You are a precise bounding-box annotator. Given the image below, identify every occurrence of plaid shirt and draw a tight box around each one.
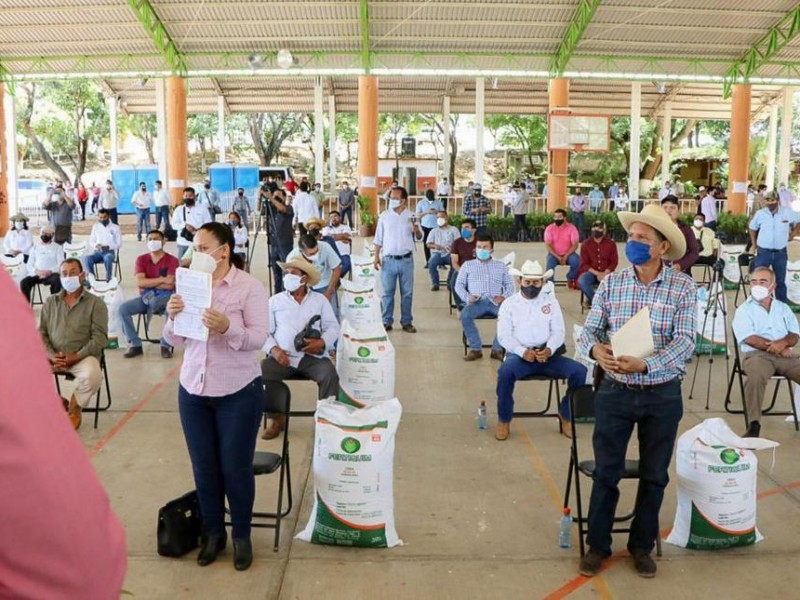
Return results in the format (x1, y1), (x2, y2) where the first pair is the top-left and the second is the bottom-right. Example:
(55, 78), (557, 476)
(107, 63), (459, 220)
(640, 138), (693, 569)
(579, 266), (696, 385)
(455, 258), (515, 305)
(464, 195), (490, 228)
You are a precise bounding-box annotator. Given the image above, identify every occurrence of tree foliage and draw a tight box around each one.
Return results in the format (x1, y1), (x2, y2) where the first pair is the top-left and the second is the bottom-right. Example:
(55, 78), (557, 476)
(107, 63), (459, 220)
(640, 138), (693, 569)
(484, 115), (548, 171)
(122, 113), (157, 164)
(248, 113), (305, 166)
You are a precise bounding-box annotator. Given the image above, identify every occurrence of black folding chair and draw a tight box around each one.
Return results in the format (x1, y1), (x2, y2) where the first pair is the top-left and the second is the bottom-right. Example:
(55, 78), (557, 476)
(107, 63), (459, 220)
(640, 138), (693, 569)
(136, 309), (166, 344)
(562, 385), (662, 558)
(461, 314), (497, 355)
(512, 344), (568, 431)
(733, 253), (754, 307)
(579, 285), (597, 314)
(724, 335), (799, 430)
(91, 251), (122, 282)
(53, 352), (112, 429)
(29, 282), (45, 306)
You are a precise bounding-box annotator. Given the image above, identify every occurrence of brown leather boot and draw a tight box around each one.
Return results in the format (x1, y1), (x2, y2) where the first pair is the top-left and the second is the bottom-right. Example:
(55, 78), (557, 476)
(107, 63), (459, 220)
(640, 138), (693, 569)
(68, 394), (82, 430)
(464, 350), (483, 362)
(261, 414), (286, 440)
(495, 421), (510, 441)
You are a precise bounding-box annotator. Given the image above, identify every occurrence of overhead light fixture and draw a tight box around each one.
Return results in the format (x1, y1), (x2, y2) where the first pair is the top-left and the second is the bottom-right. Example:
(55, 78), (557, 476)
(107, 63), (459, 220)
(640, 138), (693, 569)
(247, 54), (265, 69)
(276, 49), (296, 69)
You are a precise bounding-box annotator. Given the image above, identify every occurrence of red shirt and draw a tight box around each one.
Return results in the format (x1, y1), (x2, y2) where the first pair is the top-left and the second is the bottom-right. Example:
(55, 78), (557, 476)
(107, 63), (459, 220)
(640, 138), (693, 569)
(578, 235), (619, 276)
(451, 237), (477, 267)
(134, 251), (180, 295)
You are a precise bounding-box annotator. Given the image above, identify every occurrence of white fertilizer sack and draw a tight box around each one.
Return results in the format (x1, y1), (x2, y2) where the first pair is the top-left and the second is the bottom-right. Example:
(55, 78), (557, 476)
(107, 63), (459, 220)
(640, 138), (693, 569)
(88, 276), (124, 349)
(339, 279), (382, 329)
(2, 254), (26, 285)
(571, 324), (596, 385)
(297, 397), (403, 548)
(351, 254), (378, 287)
(784, 260), (800, 312)
(337, 320), (395, 407)
(695, 284), (727, 355)
(63, 241), (88, 260)
(666, 418), (778, 550)
(721, 244), (746, 291)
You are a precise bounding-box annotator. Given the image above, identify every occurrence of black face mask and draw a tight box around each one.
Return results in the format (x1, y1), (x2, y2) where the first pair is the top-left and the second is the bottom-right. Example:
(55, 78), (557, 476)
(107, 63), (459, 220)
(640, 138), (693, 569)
(591, 230), (603, 239)
(183, 198), (195, 206)
(554, 219), (565, 226)
(204, 184), (211, 190)
(100, 220), (110, 227)
(238, 191), (244, 197)
(521, 284), (542, 299)
(41, 235), (53, 243)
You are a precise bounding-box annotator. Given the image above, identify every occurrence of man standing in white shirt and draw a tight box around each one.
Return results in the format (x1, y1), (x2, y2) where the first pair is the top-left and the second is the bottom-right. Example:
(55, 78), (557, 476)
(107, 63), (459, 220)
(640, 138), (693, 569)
(100, 179), (120, 224)
(131, 181), (152, 241)
(437, 177), (451, 210)
(153, 179), (172, 231)
(199, 179), (221, 221)
(84, 209), (122, 280)
(171, 187), (212, 259)
(292, 181), (319, 234)
(700, 188), (718, 230)
(658, 181), (672, 201)
(374, 185), (423, 332)
(322, 211), (352, 278)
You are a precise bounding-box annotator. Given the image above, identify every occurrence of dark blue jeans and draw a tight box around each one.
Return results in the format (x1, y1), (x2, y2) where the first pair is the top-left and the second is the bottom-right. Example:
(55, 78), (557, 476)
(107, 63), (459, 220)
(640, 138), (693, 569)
(154, 205), (171, 230)
(340, 205), (353, 228)
(178, 378), (263, 539)
(586, 378), (683, 556)
(270, 243), (292, 294)
(754, 247), (788, 302)
(496, 354), (587, 423)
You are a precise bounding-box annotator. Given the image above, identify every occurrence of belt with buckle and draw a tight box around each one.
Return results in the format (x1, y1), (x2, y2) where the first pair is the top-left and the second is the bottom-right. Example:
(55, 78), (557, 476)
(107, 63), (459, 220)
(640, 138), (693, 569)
(607, 378), (679, 392)
(385, 252), (412, 260)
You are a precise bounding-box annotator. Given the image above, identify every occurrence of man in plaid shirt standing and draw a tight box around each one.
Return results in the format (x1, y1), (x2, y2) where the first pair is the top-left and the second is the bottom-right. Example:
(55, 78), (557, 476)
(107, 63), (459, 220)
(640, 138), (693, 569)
(578, 204), (696, 579)
(463, 183), (492, 236)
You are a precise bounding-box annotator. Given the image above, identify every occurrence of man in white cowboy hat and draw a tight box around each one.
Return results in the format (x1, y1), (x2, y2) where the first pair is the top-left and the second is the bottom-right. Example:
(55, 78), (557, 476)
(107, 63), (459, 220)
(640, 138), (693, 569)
(577, 204), (696, 579)
(495, 260), (587, 441)
(261, 259), (339, 439)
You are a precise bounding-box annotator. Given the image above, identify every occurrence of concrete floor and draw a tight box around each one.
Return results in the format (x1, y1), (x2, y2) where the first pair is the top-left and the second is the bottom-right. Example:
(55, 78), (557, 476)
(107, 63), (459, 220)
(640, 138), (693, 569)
(41, 229), (800, 599)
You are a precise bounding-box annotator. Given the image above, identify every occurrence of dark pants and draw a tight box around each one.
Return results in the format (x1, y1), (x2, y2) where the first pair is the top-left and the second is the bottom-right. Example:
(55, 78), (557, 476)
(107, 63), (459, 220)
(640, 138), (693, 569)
(261, 354), (340, 400)
(54, 225), (72, 245)
(421, 226), (433, 264)
(270, 243), (292, 294)
(20, 273), (61, 302)
(438, 195), (448, 211)
(578, 272), (600, 303)
(754, 247), (788, 302)
(513, 214), (527, 241)
(107, 208), (118, 225)
(155, 205), (171, 230)
(340, 254), (351, 279)
(178, 378), (263, 540)
(340, 205), (353, 228)
(78, 200), (87, 220)
(571, 211), (585, 241)
(476, 225), (488, 237)
(586, 378), (683, 556)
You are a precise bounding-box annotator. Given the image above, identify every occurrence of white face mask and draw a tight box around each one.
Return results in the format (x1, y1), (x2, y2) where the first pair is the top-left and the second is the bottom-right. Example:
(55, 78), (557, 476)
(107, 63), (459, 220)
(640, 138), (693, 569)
(190, 246), (222, 274)
(437, 217), (447, 227)
(60, 276), (81, 294)
(389, 199), (402, 209)
(751, 285), (771, 302)
(147, 240), (163, 253)
(283, 273), (303, 292)
(303, 252), (320, 264)
(693, 219), (704, 229)
(14, 221), (24, 230)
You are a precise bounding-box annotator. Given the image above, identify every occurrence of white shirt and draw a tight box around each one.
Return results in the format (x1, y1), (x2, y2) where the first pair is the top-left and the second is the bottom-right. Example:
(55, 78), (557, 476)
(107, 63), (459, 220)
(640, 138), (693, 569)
(502, 190), (515, 208)
(437, 181), (450, 196)
(153, 188), (171, 208)
(779, 187), (796, 208)
(29, 242), (65, 274)
(3, 228), (33, 255)
(322, 224), (352, 256)
(263, 289), (340, 368)
(658, 185), (672, 201)
(614, 192), (628, 211)
(374, 208), (420, 256)
(100, 189), (119, 209)
(172, 204), (212, 247)
(701, 194), (718, 222)
(497, 288), (565, 358)
(233, 226), (248, 253)
(131, 191), (152, 210)
(292, 191), (319, 225)
(427, 225), (460, 256)
(88, 223), (122, 251)
(512, 190), (529, 215)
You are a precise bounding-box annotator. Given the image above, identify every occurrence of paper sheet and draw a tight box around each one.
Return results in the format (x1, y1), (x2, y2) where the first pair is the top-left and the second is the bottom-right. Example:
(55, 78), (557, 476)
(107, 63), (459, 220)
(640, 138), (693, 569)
(173, 267), (212, 341)
(611, 306), (655, 359)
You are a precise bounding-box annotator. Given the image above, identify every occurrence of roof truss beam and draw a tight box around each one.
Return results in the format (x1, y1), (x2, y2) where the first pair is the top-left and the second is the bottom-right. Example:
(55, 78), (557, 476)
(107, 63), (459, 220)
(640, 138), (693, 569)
(126, 0), (187, 76)
(722, 4), (800, 98)
(360, 0), (371, 73)
(550, 0), (603, 77)
(210, 78), (230, 113)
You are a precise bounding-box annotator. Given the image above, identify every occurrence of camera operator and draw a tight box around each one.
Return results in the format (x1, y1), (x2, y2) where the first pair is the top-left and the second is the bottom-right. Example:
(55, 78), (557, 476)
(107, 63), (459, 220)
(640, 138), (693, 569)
(261, 187), (296, 293)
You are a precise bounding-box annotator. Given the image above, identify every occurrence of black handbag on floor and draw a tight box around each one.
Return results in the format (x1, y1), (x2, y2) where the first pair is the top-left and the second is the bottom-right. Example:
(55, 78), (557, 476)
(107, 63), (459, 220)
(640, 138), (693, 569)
(157, 490), (202, 557)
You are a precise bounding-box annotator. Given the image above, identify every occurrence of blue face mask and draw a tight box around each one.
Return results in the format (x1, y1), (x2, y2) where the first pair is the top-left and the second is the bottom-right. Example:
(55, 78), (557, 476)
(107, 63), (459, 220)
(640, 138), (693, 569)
(625, 240), (652, 266)
(461, 228), (473, 239)
(476, 248), (491, 261)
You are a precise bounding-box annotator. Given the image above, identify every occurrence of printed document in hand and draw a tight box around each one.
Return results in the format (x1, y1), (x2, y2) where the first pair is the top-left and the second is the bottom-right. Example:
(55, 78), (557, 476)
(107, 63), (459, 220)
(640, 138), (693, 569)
(174, 267), (212, 341)
(611, 306), (655, 359)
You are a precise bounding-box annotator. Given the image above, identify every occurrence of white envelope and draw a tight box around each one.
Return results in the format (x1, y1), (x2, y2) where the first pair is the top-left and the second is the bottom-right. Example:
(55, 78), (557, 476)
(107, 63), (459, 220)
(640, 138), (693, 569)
(611, 306), (655, 359)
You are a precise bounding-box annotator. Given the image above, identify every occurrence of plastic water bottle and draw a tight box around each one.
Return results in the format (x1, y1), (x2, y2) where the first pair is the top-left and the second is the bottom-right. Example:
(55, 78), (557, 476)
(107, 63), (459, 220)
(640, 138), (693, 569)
(559, 508), (573, 549)
(477, 401), (487, 430)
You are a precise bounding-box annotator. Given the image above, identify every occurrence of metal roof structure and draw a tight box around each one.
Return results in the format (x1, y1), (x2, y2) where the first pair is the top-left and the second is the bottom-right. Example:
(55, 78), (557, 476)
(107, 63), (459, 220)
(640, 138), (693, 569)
(1, 0), (800, 119)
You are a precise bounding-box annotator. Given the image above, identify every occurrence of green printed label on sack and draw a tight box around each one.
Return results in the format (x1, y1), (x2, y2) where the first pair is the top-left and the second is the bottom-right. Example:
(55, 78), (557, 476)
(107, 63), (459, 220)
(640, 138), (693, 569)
(310, 494), (388, 547)
(686, 503), (756, 550)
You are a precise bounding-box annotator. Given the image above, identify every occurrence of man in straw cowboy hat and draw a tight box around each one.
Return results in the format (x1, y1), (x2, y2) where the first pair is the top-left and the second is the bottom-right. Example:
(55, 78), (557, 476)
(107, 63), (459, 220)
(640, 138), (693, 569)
(578, 204), (696, 578)
(495, 260), (588, 441)
(261, 259), (340, 440)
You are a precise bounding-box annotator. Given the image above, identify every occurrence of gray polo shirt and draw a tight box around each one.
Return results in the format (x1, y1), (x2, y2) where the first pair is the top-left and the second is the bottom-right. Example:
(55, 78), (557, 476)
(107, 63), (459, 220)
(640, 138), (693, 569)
(46, 200), (73, 228)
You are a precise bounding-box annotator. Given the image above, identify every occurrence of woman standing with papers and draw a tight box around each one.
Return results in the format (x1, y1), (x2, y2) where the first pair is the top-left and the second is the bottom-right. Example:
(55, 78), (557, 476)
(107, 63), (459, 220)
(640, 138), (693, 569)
(163, 222), (269, 572)
(577, 204), (696, 579)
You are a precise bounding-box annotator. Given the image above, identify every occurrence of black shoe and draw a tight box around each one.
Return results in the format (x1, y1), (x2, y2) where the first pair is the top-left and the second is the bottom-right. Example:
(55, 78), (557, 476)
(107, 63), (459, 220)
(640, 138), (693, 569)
(578, 548), (606, 577)
(197, 532), (227, 566)
(743, 421), (761, 438)
(431, 285), (440, 291)
(630, 549), (657, 578)
(233, 538), (253, 571)
(160, 346), (174, 359)
(123, 346), (144, 359)
(401, 323), (417, 333)
(384, 323), (393, 331)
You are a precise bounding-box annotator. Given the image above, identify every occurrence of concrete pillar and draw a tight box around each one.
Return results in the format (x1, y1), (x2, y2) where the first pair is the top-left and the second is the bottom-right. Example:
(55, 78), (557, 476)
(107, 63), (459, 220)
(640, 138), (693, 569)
(661, 102), (672, 186)
(0, 84), (8, 236)
(779, 87), (795, 187)
(155, 79), (168, 184)
(357, 76), (379, 220)
(547, 78), (569, 211)
(629, 82), (642, 205)
(217, 95), (226, 164)
(314, 77), (325, 188)
(108, 95), (118, 168)
(4, 85), (18, 218)
(727, 84), (752, 215)
(165, 77), (188, 206)
(475, 77), (485, 185)
(766, 102), (779, 191)
(328, 94), (337, 191)
(443, 95), (451, 184)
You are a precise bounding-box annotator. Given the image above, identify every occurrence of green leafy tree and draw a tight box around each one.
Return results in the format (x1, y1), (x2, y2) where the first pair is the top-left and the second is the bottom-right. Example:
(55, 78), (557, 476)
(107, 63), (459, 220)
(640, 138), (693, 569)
(417, 113), (460, 186)
(187, 114), (218, 171)
(122, 113), (157, 164)
(248, 113), (305, 166)
(484, 115), (547, 172)
(336, 113), (359, 176)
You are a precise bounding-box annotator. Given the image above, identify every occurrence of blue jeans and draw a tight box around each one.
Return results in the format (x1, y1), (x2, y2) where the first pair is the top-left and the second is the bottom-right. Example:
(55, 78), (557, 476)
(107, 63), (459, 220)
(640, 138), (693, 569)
(107, 208), (118, 225)
(578, 272), (599, 303)
(754, 247), (788, 302)
(314, 284), (339, 320)
(136, 208), (151, 238)
(154, 205), (171, 230)
(118, 294), (171, 348)
(571, 211), (585, 241)
(428, 253), (451, 286)
(461, 297), (501, 351)
(587, 378), (683, 556)
(546, 252), (580, 283)
(85, 249), (115, 280)
(496, 354), (587, 423)
(381, 254), (414, 326)
(340, 205), (354, 228)
(340, 254), (351, 279)
(179, 378), (264, 539)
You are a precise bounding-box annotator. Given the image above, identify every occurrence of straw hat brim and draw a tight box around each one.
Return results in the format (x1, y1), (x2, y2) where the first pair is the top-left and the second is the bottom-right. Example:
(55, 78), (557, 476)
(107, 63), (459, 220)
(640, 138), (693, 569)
(509, 267), (554, 280)
(278, 259), (320, 287)
(617, 207), (686, 261)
